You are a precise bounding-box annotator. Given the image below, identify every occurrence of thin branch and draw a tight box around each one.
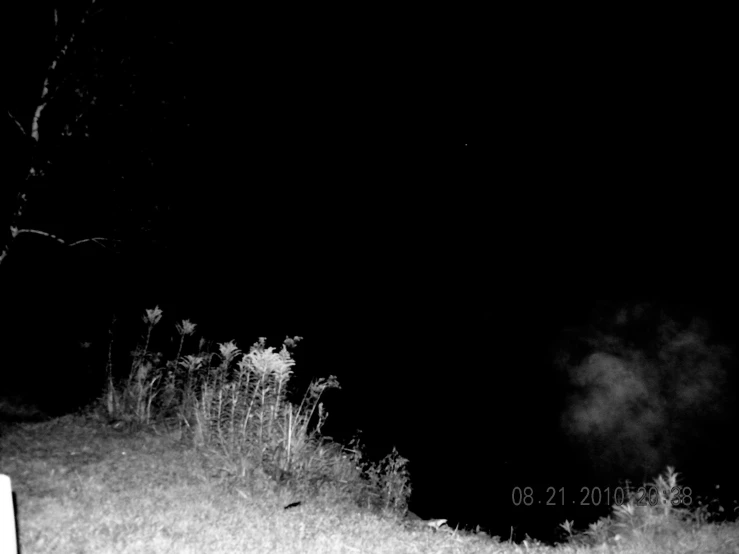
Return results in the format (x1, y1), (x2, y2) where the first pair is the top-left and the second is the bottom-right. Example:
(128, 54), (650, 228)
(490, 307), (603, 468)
(11, 228), (119, 249)
(68, 237), (121, 249)
(1, 230), (118, 266)
(7, 111), (27, 137)
(32, 0), (98, 142)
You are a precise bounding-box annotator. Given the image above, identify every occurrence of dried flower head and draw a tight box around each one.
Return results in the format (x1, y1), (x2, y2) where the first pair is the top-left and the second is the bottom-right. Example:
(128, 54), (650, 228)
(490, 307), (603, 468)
(218, 341), (241, 363)
(177, 320), (197, 336)
(143, 306), (163, 326)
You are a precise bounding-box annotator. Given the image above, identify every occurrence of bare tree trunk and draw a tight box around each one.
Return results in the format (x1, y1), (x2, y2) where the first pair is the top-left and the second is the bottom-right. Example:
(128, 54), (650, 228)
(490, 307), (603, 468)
(1, 2), (114, 268)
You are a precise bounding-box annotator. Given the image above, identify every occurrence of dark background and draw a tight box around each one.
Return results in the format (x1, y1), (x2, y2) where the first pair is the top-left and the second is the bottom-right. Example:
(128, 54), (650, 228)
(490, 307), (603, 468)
(3, 2), (736, 544)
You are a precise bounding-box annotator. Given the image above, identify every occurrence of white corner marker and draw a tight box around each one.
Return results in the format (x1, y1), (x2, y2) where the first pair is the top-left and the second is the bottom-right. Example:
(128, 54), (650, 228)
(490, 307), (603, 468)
(0, 474), (17, 554)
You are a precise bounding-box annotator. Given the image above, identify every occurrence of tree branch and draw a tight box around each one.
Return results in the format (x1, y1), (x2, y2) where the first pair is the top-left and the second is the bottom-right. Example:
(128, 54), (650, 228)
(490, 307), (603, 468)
(10, 227), (118, 247)
(1, 221), (120, 267)
(7, 110), (27, 137)
(31, 1), (98, 144)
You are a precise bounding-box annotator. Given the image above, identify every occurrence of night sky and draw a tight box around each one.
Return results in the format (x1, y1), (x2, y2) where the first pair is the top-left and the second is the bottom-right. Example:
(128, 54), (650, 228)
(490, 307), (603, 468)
(3, 2), (736, 544)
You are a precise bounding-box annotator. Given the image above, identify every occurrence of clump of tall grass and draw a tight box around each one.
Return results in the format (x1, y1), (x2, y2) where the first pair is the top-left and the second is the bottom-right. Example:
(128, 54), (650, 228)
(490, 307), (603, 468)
(559, 466), (738, 549)
(340, 437), (412, 517)
(92, 306), (412, 516)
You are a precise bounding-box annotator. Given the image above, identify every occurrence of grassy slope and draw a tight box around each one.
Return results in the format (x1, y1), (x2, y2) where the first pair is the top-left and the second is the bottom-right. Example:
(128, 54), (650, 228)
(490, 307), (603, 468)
(1, 415), (737, 554)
